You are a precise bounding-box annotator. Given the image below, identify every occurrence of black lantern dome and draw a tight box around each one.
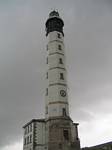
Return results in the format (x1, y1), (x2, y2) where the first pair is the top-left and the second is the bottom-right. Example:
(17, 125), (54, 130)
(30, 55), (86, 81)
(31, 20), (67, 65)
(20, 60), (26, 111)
(45, 10), (64, 36)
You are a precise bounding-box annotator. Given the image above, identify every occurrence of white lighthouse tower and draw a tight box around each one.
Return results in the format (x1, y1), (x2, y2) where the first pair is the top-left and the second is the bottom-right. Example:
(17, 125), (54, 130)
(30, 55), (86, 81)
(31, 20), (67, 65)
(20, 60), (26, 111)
(23, 11), (80, 150)
(45, 10), (69, 119)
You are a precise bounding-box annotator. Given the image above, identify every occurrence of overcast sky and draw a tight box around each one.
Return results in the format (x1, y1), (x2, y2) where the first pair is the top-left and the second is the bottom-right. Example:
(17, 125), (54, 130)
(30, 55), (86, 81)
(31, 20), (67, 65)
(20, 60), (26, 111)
(0, 0), (112, 149)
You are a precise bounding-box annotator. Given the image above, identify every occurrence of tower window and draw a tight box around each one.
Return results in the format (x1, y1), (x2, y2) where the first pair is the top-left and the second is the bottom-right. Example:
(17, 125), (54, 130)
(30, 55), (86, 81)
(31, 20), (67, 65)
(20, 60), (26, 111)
(46, 57), (48, 64)
(62, 108), (66, 116)
(58, 44), (62, 50)
(46, 45), (48, 51)
(46, 72), (48, 79)
(63, 129), (69, 140)
(57, 33), (61, 39)
(59, 58), (63, 64)
(60, 73), (64, 80)
(46, 88), (48, 96)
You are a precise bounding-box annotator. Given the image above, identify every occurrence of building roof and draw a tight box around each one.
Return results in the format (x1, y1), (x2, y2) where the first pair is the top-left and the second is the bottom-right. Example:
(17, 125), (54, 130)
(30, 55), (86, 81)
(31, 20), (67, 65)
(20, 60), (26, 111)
(23, 119), (45, 128)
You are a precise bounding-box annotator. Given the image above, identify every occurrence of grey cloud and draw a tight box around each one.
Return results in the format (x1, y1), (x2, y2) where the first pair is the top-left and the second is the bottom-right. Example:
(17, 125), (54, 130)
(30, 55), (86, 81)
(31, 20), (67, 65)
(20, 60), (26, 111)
(0, 0), (112, 148)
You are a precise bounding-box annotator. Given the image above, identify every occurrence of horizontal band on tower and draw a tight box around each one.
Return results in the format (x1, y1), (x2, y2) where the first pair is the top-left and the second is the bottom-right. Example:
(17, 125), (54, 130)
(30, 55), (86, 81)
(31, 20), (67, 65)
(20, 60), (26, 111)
(49, 83), (67, 86)
(48, 101), (68, 105)
(48, 40), (64, 44)
(49, 52), (64, 56)
(49, 67), (66, 70)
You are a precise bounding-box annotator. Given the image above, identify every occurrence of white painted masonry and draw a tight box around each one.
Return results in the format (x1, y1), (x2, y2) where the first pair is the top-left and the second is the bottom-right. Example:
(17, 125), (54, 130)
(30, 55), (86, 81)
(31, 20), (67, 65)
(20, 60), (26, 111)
(45, 30), (69, 119)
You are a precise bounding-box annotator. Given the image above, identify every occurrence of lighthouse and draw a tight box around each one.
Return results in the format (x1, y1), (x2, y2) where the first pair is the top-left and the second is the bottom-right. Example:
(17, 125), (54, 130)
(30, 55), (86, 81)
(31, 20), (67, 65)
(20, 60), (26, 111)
(23, 11), (80, 150)
(45, 10), (69, 119)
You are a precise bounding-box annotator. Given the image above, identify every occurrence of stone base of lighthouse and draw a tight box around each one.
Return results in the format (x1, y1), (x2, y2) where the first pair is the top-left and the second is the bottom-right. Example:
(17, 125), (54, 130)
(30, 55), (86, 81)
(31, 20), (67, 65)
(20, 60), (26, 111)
(46, 116), (80, 150)
(23, 117), (80, 150)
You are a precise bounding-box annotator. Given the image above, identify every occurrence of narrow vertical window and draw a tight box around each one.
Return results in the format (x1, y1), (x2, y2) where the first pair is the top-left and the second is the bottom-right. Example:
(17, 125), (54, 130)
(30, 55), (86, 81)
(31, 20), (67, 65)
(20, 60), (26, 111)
(30, 135), (32, 143)
(30, 124), (32, 132)
(46, 72), (48, 79)
(25, 128), (27, 134)
(46, 88), (48, 96)
(28, 126), (29, 133)
(24, 138), (26, 145)
(27, 136), (29, 144)
(58, 44), (62, 50)
(46, 45), (48, 51)
(62, 108), (66, 116)
(60, 73), (64, 80)
(46, 57), (48, 64)
(59, 58), (63, 64)
(57, 33), (61, 38)
(63, 130), (69, 140)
